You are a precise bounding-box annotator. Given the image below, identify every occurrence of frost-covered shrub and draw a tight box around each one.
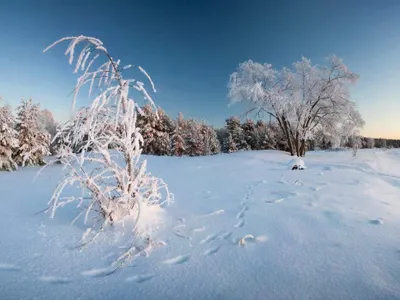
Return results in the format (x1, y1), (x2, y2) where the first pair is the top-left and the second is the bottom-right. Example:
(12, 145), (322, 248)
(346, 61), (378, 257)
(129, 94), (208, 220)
(43, 35), (173, 266)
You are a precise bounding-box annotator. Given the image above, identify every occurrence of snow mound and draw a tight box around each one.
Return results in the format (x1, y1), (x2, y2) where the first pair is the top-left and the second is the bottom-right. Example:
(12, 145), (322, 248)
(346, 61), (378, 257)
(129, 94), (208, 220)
(288, 158), (306, 170)
(133, 204), (166, 236)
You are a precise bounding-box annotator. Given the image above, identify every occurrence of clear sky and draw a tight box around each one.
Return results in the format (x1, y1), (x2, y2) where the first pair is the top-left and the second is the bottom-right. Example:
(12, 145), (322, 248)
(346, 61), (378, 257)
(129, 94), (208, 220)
(1, 0), (400, 138)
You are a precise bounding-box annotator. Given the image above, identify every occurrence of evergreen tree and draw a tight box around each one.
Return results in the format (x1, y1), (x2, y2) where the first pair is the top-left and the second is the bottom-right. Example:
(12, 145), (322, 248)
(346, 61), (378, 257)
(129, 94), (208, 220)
(253, 120), (270, 150)
(14, 99), (50, 167)
(137, 105), (172, 156)
(200, 123), (221, 155)
(375, 138), (387, 149)
(223, 133), (237, 153)
(137, 104), (158, 155)
(225, 116), (249, 150)
(206, 125), (221, 155)
(0, 103), (18, 171)
(171, 113), (186, 156)
(154, 108), (173, 156)
(241, 119), (257, 150)
(185, 119), (203, 156)
(267, 121), (289, 151)
(216, 128), (229, 152)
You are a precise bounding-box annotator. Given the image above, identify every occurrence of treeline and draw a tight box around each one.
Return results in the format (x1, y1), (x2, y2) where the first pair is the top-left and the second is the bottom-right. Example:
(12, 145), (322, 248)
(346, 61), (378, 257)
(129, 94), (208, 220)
(133, 111), (400, 155)
(137, 105), (221, 156)
(2, 99), (400, 172)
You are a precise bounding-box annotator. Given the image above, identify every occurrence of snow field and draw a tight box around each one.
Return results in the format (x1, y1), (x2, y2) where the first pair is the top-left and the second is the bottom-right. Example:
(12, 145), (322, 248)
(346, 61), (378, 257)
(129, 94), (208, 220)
(1, 149), (400, 299)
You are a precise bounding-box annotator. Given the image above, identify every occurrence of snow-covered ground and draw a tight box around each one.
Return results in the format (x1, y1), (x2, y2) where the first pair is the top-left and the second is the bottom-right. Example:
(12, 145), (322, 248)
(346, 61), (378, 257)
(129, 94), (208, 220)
(1, 149), (400, 300)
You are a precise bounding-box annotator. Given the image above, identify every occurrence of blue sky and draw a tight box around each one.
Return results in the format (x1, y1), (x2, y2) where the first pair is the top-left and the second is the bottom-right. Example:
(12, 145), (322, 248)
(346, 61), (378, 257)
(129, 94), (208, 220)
(1, 0), (400, 138)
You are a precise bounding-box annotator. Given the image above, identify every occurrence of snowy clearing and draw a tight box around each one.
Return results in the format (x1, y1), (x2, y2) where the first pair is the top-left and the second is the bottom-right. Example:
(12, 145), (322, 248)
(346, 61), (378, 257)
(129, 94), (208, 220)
(1, 149), (400, 299)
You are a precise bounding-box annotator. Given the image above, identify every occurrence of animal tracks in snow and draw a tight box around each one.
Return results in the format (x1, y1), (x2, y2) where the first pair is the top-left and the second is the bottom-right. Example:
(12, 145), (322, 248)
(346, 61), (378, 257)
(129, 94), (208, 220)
(264, 191), (296, 204)
(163, 254), (191, 265)
(236, 210), (245, 219)
(265, 198), (285, 204)
(173, 225), (191, 240)
(234, 219), (245, 228)
(220, 232), (232, 240)
(369, 219), (383, 225)
(81, 267), (114, 278)
(203, 246), (221, 256)
(199, 234), (219, 244)
(0, 263), (20, 272)
(191, 226), (206, 233)
(125, 274), (157, 283)
(204, 209), (225, 217)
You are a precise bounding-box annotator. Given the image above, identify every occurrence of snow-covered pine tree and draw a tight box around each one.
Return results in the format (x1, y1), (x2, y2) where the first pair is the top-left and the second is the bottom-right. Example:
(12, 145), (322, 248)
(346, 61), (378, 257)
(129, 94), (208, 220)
(155, 131), (171, 156)
(14, 99), (50, 167)
(207, 126), (221, 155)
(185, 119), (204, 156)
(252, 120), (269, 150)
(137, 105), (172, 156)
(223, 133), (237, 153)
(241, 119), (257, 150)
(171, 112), (186, 156)
(215, 128), (229, 152)
(154, 108), (172, 156)
(200, 122), (221, 155)
(137, 104), (158, 155)
(375, 139), (387, 149)
(225, 116), (250, 151)
(267, 121), (289, 151)
(0, 102), (19, 171)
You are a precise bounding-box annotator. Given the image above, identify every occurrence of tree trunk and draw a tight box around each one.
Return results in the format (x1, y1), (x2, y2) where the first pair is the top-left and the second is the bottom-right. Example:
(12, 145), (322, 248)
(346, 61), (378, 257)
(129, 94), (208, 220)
(299, 139), (306, 157)
(294, 133), (301, 157)
(280, 118), (295, 156)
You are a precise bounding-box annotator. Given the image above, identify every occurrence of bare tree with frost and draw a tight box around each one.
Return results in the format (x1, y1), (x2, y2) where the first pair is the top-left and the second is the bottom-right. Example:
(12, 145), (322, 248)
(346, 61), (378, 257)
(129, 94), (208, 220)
(228, 56), (363, 156)
(0, 101), (19, 171)
(38, 109), (58, 138)
(323, 105), (365, 149)
(43, 36), (173, 268)
(364, 137), (375, 149)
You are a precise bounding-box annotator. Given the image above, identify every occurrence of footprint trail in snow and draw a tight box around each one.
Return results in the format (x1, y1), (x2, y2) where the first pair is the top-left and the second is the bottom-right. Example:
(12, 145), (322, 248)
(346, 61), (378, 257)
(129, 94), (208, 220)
(163, 254), (191, 265)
